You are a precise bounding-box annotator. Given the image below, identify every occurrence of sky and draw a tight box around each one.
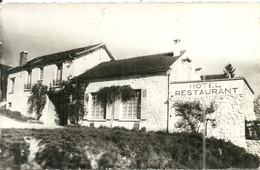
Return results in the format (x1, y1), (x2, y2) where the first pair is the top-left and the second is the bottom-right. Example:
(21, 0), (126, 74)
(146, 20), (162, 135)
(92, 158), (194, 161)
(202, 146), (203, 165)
(1, 2), (260, 96)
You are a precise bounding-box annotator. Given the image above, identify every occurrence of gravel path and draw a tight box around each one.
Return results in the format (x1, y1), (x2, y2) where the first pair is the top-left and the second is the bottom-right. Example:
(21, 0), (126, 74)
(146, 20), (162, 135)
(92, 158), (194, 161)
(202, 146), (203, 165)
(0, 115), (63, 129)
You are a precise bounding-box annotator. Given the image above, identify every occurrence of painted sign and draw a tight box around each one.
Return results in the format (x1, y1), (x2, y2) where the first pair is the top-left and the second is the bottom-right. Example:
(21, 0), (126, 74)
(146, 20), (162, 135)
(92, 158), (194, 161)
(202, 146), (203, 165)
(171, 80), (244, 97)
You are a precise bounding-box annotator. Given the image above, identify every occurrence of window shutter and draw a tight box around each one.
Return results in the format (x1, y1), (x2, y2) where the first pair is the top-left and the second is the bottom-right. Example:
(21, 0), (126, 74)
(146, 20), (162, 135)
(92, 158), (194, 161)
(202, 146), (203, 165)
(86, 93), (92, 119)
(113, 100), (120, 120)
(106, 105), (112, 120)
(141, 89), (147, 120)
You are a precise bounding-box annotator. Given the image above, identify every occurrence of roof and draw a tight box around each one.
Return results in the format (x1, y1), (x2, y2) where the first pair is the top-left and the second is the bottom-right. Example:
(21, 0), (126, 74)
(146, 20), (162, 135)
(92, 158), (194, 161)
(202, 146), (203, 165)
(200, 74), (229, 80)
(8, 43), (114, 74)
(77, 51), (184, 80)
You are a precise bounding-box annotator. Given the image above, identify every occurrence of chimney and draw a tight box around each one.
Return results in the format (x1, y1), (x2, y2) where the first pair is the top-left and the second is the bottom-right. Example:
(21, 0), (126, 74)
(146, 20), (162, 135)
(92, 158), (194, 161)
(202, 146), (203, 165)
(19, 51), (28, 66)
(173, 39), (181, 57)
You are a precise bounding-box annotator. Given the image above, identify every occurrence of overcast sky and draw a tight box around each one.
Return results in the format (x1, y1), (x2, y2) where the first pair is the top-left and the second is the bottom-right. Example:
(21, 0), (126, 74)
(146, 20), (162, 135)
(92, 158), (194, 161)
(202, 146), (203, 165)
(1, 3), (260, 95)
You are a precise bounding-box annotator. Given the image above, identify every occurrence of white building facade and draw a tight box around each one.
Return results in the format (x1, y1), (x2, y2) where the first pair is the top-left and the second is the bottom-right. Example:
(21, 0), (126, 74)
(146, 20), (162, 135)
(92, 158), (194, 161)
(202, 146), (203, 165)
(6, 43), (114, 124)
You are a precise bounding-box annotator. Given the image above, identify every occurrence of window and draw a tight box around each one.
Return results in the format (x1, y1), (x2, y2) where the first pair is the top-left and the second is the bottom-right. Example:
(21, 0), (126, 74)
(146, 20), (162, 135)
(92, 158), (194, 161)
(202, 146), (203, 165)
(54, 64), (62, 86)
(122, 90), (141, 119)
(40, 67), (44, 80)
(90, 93), (106, 119)
(9, 78), (15, 93)
(25, 70), (32, 90)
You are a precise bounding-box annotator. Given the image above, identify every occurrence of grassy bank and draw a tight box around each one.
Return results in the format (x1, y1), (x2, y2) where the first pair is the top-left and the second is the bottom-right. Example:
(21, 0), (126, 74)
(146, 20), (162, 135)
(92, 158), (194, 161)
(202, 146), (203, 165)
(1, 127), (259, 169)
(0, 108), (41, 123)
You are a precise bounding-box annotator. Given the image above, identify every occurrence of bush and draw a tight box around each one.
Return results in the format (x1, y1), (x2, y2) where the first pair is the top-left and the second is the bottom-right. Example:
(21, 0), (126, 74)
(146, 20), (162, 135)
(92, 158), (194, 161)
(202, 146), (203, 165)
(206, 137), (260, 169)
(1, 128), (259, 169)
(35, 140), (91, 169)
(0, 109), (37, 122)
(28, 83), (48, 120)
(98, 152), (119, 169)
(0, 133), (30, 169)
(48, 80), (86, 126)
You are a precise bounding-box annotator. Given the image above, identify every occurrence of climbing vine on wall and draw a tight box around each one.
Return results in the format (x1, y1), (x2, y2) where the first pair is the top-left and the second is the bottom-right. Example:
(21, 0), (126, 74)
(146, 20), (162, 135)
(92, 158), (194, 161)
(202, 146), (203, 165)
(28, 82), (48, 120)
(28, 79), (87, 125)
(48, 79), (87, 126)
(96, 85), (136, 127)
(96, 85), (136, 106)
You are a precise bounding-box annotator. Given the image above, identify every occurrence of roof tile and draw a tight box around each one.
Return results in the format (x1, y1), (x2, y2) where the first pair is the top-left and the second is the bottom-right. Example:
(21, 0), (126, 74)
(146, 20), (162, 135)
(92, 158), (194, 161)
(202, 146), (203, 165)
(9, 43), (105, 73)
(77, 52), (182, 80)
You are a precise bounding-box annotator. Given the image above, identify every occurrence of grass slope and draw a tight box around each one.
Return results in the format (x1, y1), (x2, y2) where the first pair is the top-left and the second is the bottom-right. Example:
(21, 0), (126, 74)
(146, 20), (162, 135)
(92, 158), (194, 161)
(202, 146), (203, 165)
(1, 127), (259, 169)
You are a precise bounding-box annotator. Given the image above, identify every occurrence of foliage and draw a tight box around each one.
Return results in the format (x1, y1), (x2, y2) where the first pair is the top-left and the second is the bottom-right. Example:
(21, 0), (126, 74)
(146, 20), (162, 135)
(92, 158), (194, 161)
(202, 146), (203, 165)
(206, 137), (260, 168)
(254, 95), (260, 120)
(0, 108), (38, 122)
(27, 79), (86, 125)
(1, 128), (259, 169)
(0, 132), (30, 169)
(95, 85), (136, 127)
(173, 100), (216, 133)
(28, 82), (48, 120)
(223, 63), (236, 78)
(35, 139), (91, 169)
(96, 85), (136, 106)
(48, 80), (86, 126)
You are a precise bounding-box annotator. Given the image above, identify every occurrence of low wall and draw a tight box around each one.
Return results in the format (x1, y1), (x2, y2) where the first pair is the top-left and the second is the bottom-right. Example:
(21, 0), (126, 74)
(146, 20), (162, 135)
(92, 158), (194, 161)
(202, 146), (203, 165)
(246, 140), (260, 160)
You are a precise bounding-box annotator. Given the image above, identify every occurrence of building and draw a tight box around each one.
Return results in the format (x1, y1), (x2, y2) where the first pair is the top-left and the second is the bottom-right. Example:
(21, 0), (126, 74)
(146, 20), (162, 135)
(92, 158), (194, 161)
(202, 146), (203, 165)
(77, 49), (201, 131)
(170, 78), (256, 147)
(6, 41), (258, 149)
(6, 43), (114, 124)
(73, 43), (256, 149)
(0, 64), (12, 102)
(76, 49), (256, 147)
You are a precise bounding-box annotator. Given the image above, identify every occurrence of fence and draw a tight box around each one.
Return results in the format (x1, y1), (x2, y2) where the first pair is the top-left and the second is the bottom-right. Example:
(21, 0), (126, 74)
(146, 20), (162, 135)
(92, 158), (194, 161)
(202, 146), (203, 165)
(245, 120), (260, 140)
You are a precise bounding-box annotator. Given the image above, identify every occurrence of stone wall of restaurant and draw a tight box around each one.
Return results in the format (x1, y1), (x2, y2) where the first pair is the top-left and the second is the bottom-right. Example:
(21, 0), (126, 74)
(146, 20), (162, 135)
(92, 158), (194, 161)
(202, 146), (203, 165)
(169, 79), (256, 148)
(83, 73), (169, 131)
(246, 140), (260, 159)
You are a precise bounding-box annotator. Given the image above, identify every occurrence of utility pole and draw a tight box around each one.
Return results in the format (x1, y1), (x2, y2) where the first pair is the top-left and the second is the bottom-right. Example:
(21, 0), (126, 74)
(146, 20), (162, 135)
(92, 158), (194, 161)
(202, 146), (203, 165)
(202, 74), (206, 169)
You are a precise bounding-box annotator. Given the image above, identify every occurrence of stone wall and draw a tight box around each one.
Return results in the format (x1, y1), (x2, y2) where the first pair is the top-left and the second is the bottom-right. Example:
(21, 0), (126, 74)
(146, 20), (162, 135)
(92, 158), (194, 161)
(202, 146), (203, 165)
(82, 53), (201, 131)
(246, 140), (260, 159)
(169, 79), (256, 148)
(83, 73), (169, 131)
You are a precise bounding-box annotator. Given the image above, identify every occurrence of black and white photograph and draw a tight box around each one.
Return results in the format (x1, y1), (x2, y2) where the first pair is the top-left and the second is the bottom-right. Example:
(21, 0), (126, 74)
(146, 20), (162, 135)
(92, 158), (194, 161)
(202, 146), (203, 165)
(0, 1), (260, 169)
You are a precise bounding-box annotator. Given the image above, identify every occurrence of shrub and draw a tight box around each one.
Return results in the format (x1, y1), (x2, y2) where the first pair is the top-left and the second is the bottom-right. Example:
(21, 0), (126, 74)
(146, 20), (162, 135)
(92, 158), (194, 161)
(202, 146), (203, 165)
(35, 141), (91, 169)
(1, 128), (259, 169)
(206, 137), (260, 169)
(0, 109), (37, 122)
(173, 100), (216, 133)
(28, 82), (48, 120)
(0, 133), (30, 169)
(98, 152), (119, 169)
(48, 80), (86, 126)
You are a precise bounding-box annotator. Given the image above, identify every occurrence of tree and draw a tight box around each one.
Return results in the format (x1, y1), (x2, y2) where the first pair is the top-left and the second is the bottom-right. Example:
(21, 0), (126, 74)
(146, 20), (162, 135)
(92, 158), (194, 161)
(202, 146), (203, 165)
(47, 80), (86, 126)
(223, 63), (236, 78)
(173, 100), (216, 133)
(28, 82), (48, 120)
